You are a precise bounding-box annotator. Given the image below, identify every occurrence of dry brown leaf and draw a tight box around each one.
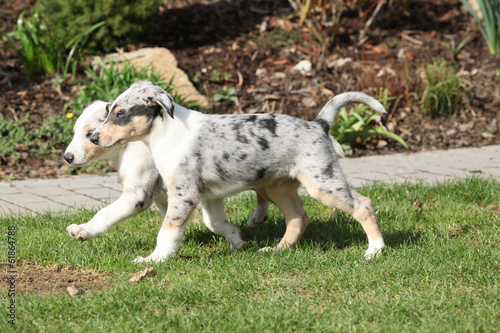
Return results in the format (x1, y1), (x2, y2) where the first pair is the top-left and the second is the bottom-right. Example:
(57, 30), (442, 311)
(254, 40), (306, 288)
(129, 267), (157, 282)
(67, 285), (82, 296)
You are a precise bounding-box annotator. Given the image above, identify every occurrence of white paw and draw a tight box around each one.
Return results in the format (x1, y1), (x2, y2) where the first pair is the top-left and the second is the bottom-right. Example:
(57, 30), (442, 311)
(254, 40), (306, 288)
(364, 238), (385, 260)
(132, 250), (173, 264)
(247, 213), (268, 228)
(66, 224), (93, 241)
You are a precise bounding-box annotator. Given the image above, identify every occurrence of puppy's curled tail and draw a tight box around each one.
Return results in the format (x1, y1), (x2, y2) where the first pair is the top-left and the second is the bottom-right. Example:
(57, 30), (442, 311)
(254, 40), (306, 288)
(314, 92), (386, 134)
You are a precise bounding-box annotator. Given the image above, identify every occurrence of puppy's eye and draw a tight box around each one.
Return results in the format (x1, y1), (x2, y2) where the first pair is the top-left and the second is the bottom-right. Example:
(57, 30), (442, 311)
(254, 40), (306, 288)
(116, 111), (124, 118)
(86, 129), (94, 138)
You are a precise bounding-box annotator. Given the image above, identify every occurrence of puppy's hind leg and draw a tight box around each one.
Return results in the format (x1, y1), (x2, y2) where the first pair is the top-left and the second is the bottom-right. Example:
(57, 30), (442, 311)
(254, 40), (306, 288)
(247, 190), (270, 228)
(201, 199), (244, 251)
(258, 180), (310, 251)
(298, 169), (385, 259)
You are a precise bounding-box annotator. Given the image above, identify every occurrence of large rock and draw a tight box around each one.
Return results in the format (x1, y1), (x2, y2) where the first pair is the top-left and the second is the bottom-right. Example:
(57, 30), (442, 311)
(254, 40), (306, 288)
(95, 47), (207, 106)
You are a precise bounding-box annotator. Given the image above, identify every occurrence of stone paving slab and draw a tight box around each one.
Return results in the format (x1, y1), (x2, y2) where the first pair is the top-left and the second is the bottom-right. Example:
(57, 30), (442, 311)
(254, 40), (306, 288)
(1, 145), (499, 217)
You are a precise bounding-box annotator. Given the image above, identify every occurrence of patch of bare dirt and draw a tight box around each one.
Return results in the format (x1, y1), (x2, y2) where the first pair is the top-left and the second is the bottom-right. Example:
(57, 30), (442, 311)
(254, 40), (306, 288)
(1, 261), (113, 296)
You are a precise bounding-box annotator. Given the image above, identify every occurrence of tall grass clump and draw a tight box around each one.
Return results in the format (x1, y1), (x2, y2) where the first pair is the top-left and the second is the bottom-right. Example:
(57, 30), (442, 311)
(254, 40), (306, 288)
(460, 0), (500, 54)
(417, 58), (471, 117)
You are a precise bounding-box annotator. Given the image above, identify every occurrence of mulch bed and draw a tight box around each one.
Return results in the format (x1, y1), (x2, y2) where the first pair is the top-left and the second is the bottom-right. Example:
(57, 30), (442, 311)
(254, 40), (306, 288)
(1, 0), (499, 181)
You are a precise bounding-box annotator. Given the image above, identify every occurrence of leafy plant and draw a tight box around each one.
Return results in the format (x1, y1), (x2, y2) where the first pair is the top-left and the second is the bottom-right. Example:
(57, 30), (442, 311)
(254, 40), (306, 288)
(460, 0), (500, 54)
(211, 70), (232, 83)
(213, 86), (237, 103)
(287, 0), (345, 53)
(34, 0), (162, 53)
(448, 36), (470, 58)
(417, 58), (471, 117)
(330, 89), (408, 154)
(0, 12), (103, 77)
(68, 58), (202, 115)
(0, 115), (32, 158)
(35, 114), (76, 147)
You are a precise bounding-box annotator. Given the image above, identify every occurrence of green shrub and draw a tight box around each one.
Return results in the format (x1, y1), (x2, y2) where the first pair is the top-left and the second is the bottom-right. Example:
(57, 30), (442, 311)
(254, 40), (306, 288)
(0, 12), (103, 77)
(0, 115), (32, 159)
(418, 59), (471, 117)
(34, 0), (162, 53)
(330, 89), (408, 154)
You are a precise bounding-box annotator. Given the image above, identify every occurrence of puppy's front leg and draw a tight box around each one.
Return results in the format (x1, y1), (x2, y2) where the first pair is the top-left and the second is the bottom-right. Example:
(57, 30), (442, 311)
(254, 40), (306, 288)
(133, 195), (198, 264)
(67, 191), (153, 240)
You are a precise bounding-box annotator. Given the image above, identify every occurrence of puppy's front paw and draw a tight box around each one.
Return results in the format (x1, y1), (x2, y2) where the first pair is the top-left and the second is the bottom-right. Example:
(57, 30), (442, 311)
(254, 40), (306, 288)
(66, 224), (93, 241)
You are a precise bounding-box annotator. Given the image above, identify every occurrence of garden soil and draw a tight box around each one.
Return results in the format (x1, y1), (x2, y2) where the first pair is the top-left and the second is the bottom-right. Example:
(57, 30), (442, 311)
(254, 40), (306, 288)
(1, 0), (499, 182)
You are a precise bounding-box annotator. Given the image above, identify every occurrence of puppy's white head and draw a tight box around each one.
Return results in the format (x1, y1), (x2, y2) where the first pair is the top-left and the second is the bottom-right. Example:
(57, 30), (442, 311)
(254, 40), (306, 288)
(63, 101), (110, 165)
(90, 81), (175, 148)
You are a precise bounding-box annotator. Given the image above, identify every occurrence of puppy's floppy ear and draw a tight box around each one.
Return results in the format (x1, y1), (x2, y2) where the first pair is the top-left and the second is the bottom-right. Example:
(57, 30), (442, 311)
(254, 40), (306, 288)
(147, 93), (175, 119)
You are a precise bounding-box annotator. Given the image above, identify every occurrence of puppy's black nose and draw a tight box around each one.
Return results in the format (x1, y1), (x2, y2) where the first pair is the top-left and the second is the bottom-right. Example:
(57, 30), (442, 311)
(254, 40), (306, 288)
(90, 134), (99, 145)
(63, 152), (74, 163)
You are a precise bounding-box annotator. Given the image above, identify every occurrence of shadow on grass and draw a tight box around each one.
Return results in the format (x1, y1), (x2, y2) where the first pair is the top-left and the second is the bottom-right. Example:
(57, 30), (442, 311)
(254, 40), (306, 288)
(185, 214), (423, 253)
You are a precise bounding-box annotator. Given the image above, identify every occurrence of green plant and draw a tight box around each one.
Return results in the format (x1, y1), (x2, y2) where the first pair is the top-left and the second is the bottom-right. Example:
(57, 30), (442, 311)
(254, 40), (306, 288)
(417, 58), (471, 117)
(0, 12), (103, 77)
(460, 0), (500, 54)
(330, 89), (408, 154)
(34, 0), (162, 53)
(0, 113), (76, 161)
(211, 70), (232, 83)
(35, 114), (76, 147)
(287, 0), (345, 51)
(213, 86), (237, 103)
(0, 115), (32, 158)
(448, 36), (470, 58)
(68, 58), (202, 115)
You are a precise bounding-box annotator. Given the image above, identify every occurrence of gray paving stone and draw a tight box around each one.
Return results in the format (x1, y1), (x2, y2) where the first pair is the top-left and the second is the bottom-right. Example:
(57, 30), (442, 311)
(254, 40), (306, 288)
(0, 201), (33, 216)
(2, 193), (49, 205)
(17, 201), (70, 214)
(73, 188), (121, 201)
(0, 183), (23, 194)
(23, 186), (76, 197)
(100, 182), (123, 191)
(49, 194), (104, 207)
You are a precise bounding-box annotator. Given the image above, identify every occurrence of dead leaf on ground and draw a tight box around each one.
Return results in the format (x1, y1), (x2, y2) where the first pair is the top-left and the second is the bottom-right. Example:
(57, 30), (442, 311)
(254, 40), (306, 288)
(67, 285), (82, 296)
(129, 267), (156, 282)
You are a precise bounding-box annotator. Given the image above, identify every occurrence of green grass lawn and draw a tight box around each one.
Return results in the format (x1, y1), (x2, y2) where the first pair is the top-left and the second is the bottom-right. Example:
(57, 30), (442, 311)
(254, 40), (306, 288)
(1, 177), (499, 332)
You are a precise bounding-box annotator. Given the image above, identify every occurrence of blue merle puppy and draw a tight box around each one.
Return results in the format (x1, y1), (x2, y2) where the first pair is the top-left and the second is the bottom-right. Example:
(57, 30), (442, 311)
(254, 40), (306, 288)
(90, 81), (386, 263)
